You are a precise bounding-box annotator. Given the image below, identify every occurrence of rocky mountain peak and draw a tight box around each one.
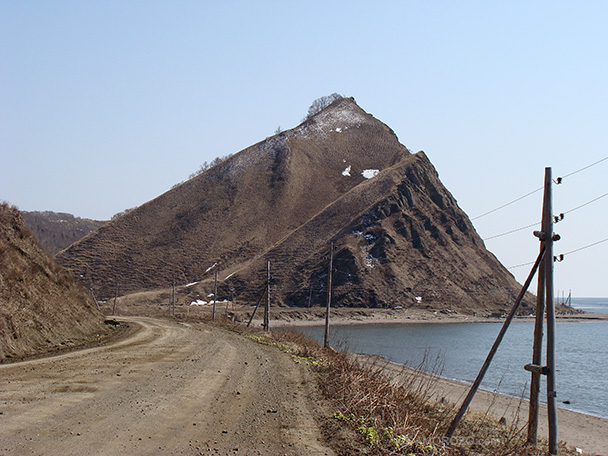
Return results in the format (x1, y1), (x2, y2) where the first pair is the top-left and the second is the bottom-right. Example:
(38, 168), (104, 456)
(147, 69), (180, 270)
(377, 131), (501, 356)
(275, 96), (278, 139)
(56, 101), (526, 315)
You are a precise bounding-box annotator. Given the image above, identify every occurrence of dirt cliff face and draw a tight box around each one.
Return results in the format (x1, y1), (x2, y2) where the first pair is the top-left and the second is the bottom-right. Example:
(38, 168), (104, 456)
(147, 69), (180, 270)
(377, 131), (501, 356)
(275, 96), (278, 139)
(0, 204), (107, 360)
(56, 98), (528, 313)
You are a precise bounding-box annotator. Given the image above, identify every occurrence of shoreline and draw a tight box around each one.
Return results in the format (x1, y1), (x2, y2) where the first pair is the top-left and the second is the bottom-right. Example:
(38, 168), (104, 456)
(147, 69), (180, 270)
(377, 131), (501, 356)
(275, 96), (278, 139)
(269, 309), (608, 454)
(355, 354), (607, 456)
(270, 307), (608, 327)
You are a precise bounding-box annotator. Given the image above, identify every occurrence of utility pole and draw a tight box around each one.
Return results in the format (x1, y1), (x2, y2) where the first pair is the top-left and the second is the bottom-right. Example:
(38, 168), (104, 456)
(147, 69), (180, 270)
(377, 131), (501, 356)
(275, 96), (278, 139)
(112, 280), (118, 315)
(264, 261), (270, 331)
(171, 275), (175, 316)
(324, 242), (334, 349)
(525, 167), (559, 454)
(445, 247), (545, 440)
(446, 167), (559, 452)
(213, 268), (218, 321)
(89, 281), (100, 311)
(544, 168), (559, 455)
(527, 254), (545, 444)
(247, 287), (267, 327)
(308, 284), (313, 309)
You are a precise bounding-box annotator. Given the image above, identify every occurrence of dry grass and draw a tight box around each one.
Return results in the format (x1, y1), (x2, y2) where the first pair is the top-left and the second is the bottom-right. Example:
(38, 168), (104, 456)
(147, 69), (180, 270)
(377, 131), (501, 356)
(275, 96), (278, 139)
(0, 203), (109, 360)
(55, 98), (528, 318)
(208, 317), (580, 456)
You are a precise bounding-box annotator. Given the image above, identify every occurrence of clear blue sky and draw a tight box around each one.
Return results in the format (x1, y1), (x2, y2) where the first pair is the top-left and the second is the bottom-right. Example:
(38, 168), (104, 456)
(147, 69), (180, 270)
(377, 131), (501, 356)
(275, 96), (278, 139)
(2, 1), (607, 296)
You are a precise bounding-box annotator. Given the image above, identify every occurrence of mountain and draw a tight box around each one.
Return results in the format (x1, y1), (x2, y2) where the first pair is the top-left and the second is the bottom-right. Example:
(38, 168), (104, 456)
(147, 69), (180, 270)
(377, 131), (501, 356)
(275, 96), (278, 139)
(21, 211), (106, 255)
(228, 151), (528, 314)
(0, 203), (107, 360)
(57, 97), (529, 314)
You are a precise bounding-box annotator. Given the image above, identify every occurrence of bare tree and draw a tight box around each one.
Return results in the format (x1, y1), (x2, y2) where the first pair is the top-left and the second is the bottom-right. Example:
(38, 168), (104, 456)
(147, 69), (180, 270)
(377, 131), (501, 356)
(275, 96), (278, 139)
(186, 154), (233, 181)
(303, 93), (343, 121)
(111, 208), (136, 220)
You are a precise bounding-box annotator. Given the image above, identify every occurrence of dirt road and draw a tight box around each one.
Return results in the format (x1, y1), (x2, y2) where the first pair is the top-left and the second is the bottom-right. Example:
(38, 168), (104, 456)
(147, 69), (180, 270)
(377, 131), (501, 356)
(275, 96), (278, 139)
(0, 317), (334, 456)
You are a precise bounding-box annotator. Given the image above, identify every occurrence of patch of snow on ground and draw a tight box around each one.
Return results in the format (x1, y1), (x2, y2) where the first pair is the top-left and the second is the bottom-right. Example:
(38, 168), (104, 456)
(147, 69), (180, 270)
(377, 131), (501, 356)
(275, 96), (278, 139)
(362, 169), (379, 179)
(294, 102), (368, 139)
(335, 127), (342, 133)
(342, 165), (351, 177)
(190, 300), (208, 306)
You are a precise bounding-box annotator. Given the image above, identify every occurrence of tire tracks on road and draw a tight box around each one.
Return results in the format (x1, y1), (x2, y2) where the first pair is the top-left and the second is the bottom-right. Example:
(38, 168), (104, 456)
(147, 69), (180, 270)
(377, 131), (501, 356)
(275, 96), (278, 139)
(0, 317), (334, 456)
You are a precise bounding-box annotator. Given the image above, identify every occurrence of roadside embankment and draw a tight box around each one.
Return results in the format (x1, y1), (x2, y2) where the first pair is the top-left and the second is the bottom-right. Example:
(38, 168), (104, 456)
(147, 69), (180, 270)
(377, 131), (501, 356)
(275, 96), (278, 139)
(355, 354), (608, 456)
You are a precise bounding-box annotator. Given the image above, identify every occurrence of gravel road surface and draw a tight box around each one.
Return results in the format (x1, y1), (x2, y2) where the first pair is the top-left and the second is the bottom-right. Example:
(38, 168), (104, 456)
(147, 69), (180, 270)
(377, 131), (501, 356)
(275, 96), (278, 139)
(0, 317), (334, 456)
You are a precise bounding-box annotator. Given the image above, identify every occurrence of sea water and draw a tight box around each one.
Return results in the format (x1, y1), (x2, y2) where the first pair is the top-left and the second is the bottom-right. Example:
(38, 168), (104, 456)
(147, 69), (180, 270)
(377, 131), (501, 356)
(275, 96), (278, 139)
(295, 298), (608, 419)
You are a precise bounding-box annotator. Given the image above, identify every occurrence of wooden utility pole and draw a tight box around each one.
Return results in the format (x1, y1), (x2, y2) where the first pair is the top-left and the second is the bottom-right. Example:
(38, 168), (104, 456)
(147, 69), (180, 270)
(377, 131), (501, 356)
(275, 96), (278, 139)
(324, 242), (334, 349)
(308, 284), (313, 309)
(446, 168), (559, 451)
(89, 283), (100, 311)
(212, 268), (218, 321)
(112, 281), (119, 315)
(445, 247), (545, 440)
(527, 255), (545, 444)
(171, 275), (175, 316)
(247, 288), (267, 327)
(229, 288), (235, 314)
(525, 167), (559, 453)
(264, 261), (270, 331)
(544, 168), (559, 455)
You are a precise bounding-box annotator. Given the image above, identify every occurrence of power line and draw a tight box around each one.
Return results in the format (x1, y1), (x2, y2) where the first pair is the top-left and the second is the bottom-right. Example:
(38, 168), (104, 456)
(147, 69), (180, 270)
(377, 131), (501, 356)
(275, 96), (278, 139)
(507, 260), (537, 270)
(484, 222), (539, 241)
(558, 236), (608, 257)
(561, 156), (608, 179)
(563, 191), (608, 214)
(484, 190), (608, 241)
(508, 236), (608, 269)
(471, 187), (543, 221)
(472, 155), (608, 222)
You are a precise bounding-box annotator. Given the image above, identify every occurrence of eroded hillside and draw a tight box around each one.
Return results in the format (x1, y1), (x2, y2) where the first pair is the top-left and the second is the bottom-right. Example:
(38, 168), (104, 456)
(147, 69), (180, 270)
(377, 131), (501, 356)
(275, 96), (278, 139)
(0, 203), (108, 360)
(57, 98), (408, 295)
(224, 151), (528, 314)
(57, 98), (527, 313)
